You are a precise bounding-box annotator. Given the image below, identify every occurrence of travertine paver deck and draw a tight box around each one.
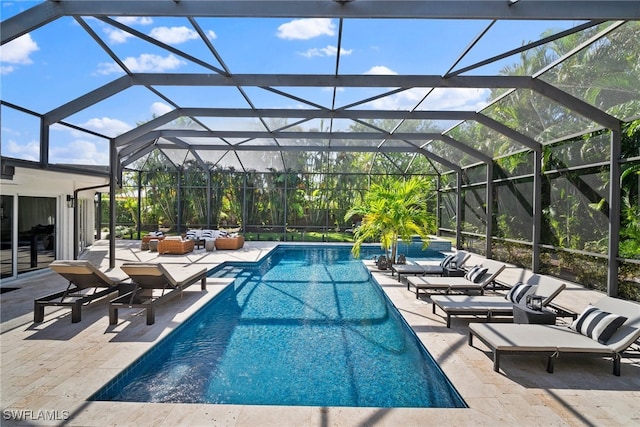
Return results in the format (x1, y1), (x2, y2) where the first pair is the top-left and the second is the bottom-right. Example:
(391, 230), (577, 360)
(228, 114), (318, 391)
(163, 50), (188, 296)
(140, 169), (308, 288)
(1, 240), (638, 426)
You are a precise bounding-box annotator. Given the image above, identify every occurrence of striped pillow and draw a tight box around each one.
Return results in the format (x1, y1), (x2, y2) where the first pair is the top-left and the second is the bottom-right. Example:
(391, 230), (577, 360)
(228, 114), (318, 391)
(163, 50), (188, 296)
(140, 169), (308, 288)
(505, 282), (535, 303)
(464, 265), (481, 281)
(570, 305), (628, 344)
(439, 254), (455, 267)
(468, 267), (488, 283)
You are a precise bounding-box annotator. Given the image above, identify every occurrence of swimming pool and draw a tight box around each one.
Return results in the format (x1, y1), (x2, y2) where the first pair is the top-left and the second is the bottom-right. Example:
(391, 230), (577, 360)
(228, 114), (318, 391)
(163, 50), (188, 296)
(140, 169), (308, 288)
(91, 246), (465, 408)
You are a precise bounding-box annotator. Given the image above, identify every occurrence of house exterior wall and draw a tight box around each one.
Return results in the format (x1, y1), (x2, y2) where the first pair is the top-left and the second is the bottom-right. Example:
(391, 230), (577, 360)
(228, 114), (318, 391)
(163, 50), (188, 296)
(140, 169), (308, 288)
(0, 167), (108, 279)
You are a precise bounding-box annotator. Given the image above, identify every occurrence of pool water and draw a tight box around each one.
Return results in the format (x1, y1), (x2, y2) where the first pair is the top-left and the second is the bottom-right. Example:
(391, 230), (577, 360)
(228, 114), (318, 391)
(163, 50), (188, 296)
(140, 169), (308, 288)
(91, 246), (466, 408)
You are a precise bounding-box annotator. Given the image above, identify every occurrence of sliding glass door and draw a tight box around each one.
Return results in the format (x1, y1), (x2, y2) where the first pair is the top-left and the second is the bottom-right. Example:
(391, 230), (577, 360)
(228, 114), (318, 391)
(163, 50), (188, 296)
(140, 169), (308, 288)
(17, 196), (56, 275)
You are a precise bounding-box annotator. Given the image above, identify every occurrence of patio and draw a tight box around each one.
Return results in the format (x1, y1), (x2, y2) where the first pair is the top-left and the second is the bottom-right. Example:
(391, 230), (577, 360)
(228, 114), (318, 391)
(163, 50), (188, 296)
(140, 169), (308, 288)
(1, 240), (638, 426)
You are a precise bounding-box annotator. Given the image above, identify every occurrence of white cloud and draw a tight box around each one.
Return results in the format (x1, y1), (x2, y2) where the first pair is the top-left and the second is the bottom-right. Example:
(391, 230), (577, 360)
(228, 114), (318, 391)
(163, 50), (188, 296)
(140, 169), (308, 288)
(367, 88), (429, 110)
(116, 17), (153, 26)
(276, 18), (335, 40)
(5, 138), (39, 161)
(299, 45), (352, 58)
(79, 117), (133, 136)
(1, 65), (15, 75)
(420, 88), (490, 111)
(50, 138), (110, 165)
(149, 26), (199, 44)
(0, 34), (39, 74)
(151, 102), (173, 117)
(105, 27), (132, 44)
(207, 30), (217, 40)
(103, 17), (153, 44)
(367, 87), (490, 111)
(96, 53), (185, 74)
(365, 65), (398, 75)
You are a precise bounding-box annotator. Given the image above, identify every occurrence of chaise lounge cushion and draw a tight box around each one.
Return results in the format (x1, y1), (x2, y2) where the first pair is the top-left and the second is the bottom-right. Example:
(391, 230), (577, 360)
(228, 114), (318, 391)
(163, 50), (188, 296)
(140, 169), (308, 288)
(468, 296), (640, 375)
(431, 277), (565, 328)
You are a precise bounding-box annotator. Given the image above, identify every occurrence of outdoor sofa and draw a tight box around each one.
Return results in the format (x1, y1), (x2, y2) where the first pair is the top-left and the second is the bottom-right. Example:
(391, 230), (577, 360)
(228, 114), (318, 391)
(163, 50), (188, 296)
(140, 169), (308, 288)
(109, 262), (207, 325)
(468, 296), (640, 376)
(35, 260), (123, 323)
(431, 276), (566, 327)
(406, 259), (506, 299)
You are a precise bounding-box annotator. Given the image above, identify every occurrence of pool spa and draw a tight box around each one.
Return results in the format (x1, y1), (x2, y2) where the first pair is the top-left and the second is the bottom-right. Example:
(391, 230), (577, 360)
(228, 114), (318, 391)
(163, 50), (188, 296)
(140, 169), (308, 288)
(91, 246), (466, 408)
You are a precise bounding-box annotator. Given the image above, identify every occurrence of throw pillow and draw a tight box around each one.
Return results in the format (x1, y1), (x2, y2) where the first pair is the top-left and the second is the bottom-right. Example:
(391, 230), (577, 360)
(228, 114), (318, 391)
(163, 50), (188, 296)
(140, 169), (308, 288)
(469, 267), (488, 283)
(464, 265), (480, 281)
(505, 282), (535, 303)
(570, 305), (628, 344)
(439, 254), (455, 267)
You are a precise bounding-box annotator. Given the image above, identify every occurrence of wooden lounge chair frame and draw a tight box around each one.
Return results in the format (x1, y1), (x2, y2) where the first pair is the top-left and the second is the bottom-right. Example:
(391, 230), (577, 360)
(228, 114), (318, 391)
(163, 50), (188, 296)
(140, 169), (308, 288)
(406, 259), (506, 299)
(468, 296), (640, 376)
(35, 260), (122, 323)
(431, 278), (566, 327)
(110, 263), (207, 325)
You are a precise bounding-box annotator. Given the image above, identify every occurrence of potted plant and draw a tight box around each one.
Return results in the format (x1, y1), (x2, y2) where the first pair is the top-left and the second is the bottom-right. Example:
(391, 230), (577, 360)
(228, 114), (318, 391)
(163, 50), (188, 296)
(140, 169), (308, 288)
(345, 176), (436, 263)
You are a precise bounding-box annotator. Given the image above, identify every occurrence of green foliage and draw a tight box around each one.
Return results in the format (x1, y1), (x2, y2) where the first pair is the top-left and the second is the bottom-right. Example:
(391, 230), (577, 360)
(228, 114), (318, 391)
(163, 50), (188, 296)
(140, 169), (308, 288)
(345, 176), (437, 261)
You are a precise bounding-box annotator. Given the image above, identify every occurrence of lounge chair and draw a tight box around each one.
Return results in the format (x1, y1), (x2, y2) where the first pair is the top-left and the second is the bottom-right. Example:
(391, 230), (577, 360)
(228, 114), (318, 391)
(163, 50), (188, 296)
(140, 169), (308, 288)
(431, 277), (566, 327)
(406, 259), (506, 299)
(414, 251), (470, 270)
(468, 296), (640, 376)
(109, 263), (207, 325)
(34, 260), (123, 323)
(390, 251), (470, 282)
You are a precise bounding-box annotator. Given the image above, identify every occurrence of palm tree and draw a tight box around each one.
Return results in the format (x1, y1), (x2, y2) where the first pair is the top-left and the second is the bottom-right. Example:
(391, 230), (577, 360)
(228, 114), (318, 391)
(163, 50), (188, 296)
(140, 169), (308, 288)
(345, 176), (437, 262)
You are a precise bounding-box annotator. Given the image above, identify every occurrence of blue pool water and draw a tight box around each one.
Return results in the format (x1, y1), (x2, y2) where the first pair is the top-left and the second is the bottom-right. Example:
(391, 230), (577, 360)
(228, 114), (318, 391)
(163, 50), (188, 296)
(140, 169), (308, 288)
(91, 246), (465, 408)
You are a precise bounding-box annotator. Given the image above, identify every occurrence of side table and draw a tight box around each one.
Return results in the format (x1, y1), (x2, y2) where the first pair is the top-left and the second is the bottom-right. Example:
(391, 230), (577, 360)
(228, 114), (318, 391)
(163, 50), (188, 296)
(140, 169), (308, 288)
(513, 304), (556, 324)
(205, 239), (215, 252)
(148, 239), (159, 252)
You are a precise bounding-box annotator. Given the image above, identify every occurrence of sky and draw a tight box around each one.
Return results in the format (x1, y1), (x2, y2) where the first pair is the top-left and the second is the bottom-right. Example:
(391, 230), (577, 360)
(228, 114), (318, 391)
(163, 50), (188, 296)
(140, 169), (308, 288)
(0, 1), (586, 167)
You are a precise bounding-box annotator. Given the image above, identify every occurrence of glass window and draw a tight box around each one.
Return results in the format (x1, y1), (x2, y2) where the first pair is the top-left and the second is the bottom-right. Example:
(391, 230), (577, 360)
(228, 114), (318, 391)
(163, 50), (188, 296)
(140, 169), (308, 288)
(1, 196), (14, 279)
(17, 196), (56, 274)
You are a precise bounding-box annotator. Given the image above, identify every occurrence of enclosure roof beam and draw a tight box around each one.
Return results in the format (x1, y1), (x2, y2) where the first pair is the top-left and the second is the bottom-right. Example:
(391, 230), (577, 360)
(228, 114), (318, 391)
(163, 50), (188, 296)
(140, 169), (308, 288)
(4, 0), (639, 45)
(474, 115), (540, 150)
(127, 129), (446, 143)
(132, 73), (533, 89)
(437, 135), (493, 164)
(153, 142), (456, 155)
(177, 107), (480, 121)
(530, 80), (621, 130)
(44, 76), (133, 125)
